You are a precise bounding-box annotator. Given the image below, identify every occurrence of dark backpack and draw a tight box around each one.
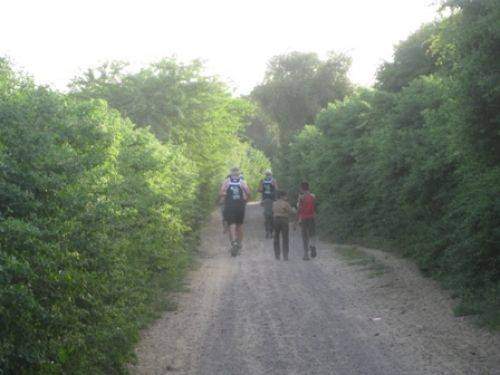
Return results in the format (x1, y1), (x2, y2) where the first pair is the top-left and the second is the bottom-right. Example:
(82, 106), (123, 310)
(262, 178), (275, 200)
(226, 178), (244, 205)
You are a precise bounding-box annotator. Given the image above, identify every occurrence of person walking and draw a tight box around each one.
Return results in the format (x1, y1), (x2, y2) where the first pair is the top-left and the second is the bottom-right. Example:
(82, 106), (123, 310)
(261, 198), (274, 238)
(219, 167), (251, 256)
(297, 182), (317, 260)
(258, 170), (278, 238)
(272, 190), (293, 260)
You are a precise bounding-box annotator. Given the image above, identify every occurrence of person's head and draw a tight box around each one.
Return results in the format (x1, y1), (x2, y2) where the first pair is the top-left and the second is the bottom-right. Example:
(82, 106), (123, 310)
(265, 169), (272, 178)
(300, 181), (310, 192)
(276, 190), (287, 200)
(230, 167), (240, 179)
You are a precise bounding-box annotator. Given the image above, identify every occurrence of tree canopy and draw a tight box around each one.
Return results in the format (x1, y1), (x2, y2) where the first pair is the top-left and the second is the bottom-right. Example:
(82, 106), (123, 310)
(251, 51), (352, 149)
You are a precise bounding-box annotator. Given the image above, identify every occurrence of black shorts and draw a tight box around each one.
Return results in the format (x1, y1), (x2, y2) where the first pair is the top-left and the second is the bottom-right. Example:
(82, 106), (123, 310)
(224, 204), (246, 225)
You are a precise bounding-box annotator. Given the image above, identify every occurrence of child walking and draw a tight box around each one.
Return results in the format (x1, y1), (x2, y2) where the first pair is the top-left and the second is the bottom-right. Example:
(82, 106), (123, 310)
(272, 191), (293, 260)
(297, 182), (317, 260)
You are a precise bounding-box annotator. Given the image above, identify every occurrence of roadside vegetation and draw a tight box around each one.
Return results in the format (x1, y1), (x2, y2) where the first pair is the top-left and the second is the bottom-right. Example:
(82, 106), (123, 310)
(249, 0), (499, 328)
(334, 246), (387, 278)
(0, 58), (269, 373)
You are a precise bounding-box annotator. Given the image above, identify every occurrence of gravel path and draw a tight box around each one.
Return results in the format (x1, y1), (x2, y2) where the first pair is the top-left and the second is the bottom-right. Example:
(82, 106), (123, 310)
(131, 203), (500, 375)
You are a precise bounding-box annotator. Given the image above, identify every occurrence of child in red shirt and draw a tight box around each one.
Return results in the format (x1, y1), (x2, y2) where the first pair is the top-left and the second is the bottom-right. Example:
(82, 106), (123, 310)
(297, 181), (317, 260)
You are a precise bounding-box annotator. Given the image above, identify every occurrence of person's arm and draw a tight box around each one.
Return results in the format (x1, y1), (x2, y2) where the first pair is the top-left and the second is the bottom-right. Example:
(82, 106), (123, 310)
(296, 195), (303, 223)
(219, 180), (228, 199)
(242, 181), (251, 202)
(257, 180), (263, 193)
(289, 202), (298, 230)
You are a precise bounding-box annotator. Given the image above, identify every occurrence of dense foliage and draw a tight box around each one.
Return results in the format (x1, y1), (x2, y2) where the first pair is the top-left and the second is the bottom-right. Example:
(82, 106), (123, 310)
(0, 58), (269, 373)
(70, 59), (269, 207)
(376, 22), (439, 92)
(278, 1), (499, 326)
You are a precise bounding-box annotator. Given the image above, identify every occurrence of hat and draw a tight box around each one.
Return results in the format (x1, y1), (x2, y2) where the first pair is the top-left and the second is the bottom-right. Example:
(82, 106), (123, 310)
(230, 167), (240, 176)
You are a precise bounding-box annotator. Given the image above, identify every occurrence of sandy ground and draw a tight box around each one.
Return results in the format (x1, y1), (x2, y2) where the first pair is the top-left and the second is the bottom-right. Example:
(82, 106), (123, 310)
(131, 203), (500, 375)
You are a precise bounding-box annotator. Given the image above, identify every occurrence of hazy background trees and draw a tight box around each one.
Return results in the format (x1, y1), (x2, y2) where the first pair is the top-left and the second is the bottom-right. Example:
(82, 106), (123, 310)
(251, 51), (352, 149)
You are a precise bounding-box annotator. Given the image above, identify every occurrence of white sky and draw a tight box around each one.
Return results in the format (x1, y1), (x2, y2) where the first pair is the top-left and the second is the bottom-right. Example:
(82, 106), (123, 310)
(1, 0), (440, 94)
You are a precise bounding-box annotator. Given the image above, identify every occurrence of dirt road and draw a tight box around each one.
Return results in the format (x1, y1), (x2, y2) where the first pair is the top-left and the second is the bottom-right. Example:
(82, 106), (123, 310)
(132, 203), (500, 375)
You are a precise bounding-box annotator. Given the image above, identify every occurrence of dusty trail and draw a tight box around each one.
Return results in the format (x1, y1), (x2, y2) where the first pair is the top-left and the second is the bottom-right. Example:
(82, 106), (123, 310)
(132, 203), (500, 375)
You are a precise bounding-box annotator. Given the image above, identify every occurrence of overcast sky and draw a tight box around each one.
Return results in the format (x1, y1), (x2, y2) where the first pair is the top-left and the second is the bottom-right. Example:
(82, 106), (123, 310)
(1, 0), (440, 94)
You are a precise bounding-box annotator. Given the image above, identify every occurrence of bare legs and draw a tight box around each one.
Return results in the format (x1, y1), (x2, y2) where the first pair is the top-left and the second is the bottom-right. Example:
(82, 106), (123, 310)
(300, 218), (316, 260)
(228, 224), (244, 243)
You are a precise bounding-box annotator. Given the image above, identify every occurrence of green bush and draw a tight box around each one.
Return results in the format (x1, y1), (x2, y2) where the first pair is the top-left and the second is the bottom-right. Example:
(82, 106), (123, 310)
(282, 1), (499, 326)
(70, 58), (270, 212)
(0, 58), (269, 372)
(0, 74), (193, 372)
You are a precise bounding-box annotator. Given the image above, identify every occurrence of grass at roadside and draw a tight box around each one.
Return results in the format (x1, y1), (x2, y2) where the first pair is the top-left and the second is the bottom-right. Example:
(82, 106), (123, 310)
(334, 245), (387, 278)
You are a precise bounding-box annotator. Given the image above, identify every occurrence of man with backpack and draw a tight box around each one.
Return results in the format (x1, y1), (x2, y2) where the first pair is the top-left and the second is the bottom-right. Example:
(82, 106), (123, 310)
(297, 181), (317, 260)
(219, 167), (251, 256)
(258, 170), (278, 238)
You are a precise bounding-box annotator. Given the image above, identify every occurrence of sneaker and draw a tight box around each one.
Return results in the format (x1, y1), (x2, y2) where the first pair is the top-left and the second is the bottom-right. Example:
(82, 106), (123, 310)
(310, 246), (317, 258)
(230, 241), (239, 257)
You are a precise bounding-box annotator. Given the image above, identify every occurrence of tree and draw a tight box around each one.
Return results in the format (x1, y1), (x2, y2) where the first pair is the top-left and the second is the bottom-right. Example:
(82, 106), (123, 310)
(239, 104), (279, 160)
(376, 23), (439, 92)
(251, 51), (352, 149)
(432, 0), (500, 165)
(70, 58), (270, 205)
